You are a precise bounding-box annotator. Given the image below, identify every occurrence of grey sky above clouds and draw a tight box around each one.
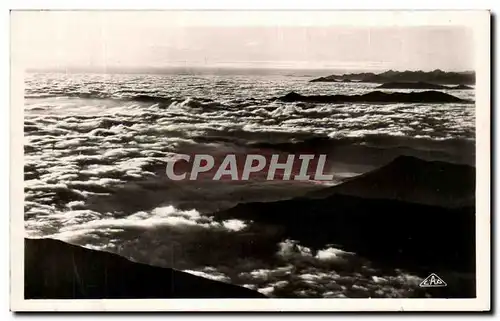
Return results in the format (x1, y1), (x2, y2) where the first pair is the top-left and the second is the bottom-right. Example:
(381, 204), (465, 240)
(12, 11), (474, 72)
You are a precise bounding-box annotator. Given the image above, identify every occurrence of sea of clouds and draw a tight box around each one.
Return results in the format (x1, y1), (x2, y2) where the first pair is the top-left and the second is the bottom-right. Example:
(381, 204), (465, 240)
(24, 73), (475, 297)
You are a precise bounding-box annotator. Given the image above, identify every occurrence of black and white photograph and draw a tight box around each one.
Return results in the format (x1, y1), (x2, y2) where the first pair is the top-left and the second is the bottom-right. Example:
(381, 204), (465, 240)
(10, 10), (490, 312)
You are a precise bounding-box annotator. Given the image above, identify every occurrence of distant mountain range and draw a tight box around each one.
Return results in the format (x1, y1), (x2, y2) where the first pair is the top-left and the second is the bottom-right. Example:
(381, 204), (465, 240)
(376, 82), (473, 90)
(310, 69), (475, 85)
(278, 90), (471, 104)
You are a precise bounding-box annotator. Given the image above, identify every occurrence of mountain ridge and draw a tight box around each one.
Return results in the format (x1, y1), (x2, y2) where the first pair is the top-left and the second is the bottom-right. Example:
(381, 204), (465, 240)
(211, 155), (476, 280)
(310, 69), (475, 85)
(278, 90), (471, 104)
(25, 237), (266, 299)
(306, 155), (475, 208)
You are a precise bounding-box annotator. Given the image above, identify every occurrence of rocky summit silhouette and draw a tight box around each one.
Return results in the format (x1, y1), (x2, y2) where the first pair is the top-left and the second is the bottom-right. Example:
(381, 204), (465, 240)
(25, 238), (266, 299)
(310, 77), (353, 83)
(376, 82), (474, 90)
(278, 90), (470, 104)
(452, 84), (474, 90)
(307, 155), (475, 208)
(309, 69), (475, 85)
(310, 72), (378, 83)
(212, 156), (476, 297)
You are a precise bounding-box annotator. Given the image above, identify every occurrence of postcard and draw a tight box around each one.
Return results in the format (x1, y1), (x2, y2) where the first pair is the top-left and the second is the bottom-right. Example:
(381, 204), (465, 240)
(10, 10), (491, 312)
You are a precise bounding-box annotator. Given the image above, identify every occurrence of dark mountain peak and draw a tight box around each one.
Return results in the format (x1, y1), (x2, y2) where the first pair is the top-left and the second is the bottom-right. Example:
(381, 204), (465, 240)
(376, 81), (473, 90)
(283, 91), (303, 98)
(309, 69), (475, 85)
(380, 69), (396, 76)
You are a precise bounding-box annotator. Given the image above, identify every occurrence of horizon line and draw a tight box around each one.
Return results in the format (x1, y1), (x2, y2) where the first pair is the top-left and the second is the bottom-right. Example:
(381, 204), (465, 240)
(25, 65), (475, 74)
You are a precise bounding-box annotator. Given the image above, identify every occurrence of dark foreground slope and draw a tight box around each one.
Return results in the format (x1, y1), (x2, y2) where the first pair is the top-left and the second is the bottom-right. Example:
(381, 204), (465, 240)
(212, 156), (476, 297)
(25, 238), (266, 299)
(278, 91), (470, 104)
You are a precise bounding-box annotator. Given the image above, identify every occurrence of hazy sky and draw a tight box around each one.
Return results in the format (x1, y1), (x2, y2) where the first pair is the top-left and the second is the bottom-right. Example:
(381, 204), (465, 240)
(12, 11), (475, 72)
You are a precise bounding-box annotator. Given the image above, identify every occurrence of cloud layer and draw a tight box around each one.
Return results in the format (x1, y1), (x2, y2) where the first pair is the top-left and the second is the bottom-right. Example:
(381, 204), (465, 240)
(24, 73), (475, 298)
